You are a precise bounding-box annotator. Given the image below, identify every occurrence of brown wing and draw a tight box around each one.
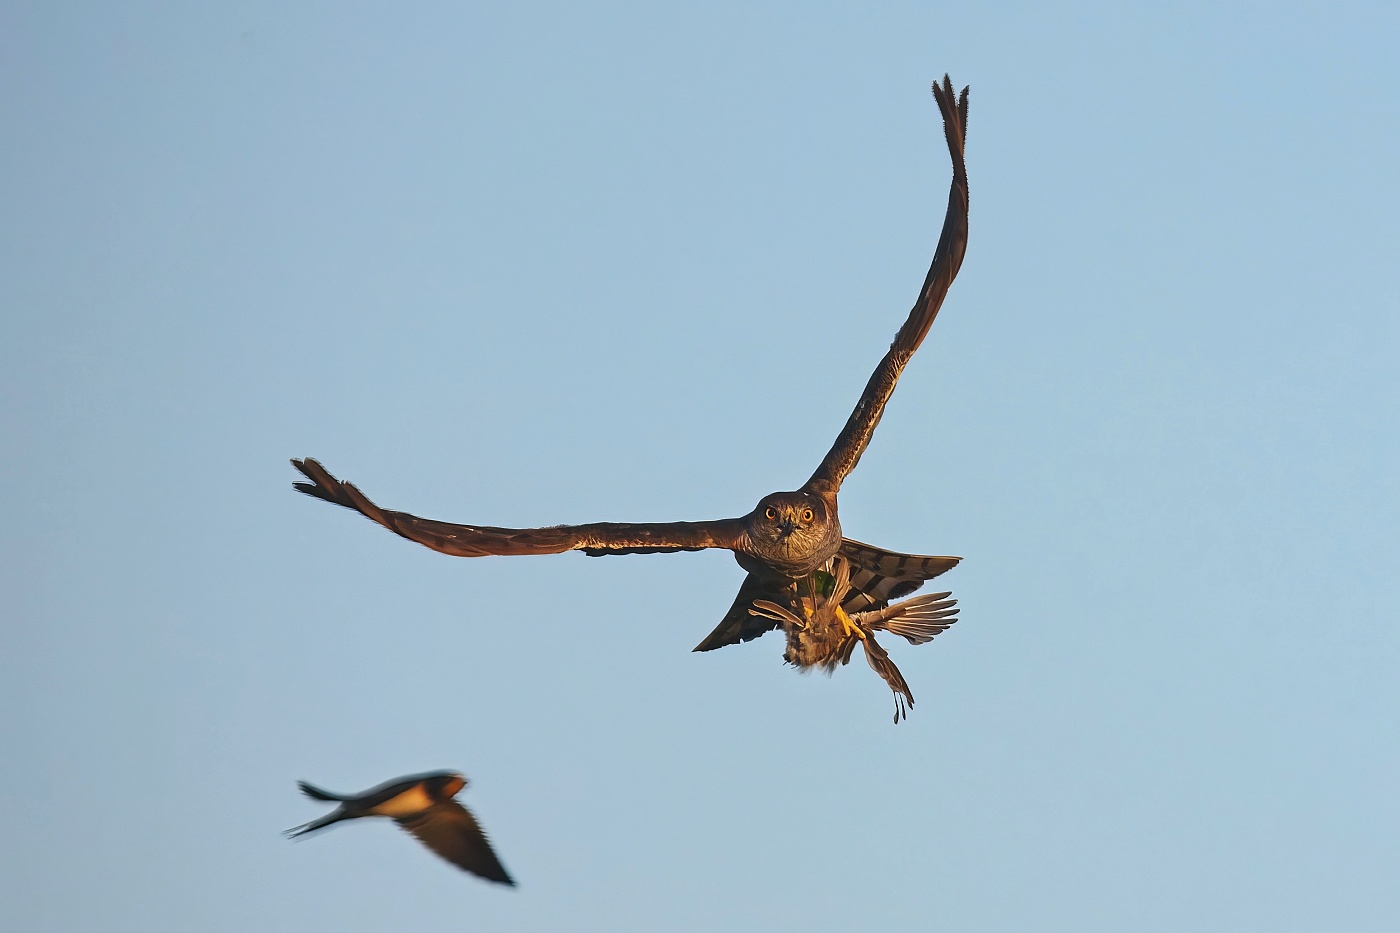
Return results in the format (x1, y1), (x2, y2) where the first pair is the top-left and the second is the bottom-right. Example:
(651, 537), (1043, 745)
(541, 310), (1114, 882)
(395, 800), (515, 885)
(804, 75), (970, 496)
(693, 540), (960, 653)
(836, 538), (961, 614)
(292, 458), (747, 558)
(859, 634), (916, 724)
(691, 573), (791, 652)
(858, 591), (959, 645)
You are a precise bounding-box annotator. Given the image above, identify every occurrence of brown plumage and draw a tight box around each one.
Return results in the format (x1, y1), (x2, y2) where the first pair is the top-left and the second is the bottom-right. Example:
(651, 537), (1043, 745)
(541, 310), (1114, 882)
(291, 75), (970, 656)
(692, 538), (960, 652)
(749, 555), (959, 722)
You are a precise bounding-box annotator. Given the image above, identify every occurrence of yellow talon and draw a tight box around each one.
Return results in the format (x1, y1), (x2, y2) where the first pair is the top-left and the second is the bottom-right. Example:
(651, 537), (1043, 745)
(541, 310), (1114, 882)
(835, 606), (866, 641)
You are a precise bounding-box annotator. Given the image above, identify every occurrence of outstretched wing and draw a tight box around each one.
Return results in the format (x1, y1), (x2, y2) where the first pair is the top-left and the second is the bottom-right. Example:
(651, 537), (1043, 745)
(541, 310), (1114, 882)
(691, 573), (791, 652)
(836, 538), (961, 614)
(859, 590), (959, 645)
(396, 800), (515, 885)
(804, 75), (970, 496)
(292, 458), (747, 558)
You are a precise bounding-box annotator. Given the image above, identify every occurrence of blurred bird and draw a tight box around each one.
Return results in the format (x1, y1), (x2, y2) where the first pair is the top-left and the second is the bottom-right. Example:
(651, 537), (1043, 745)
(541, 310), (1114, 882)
(284, 770), (514, 886)
(748, 555), (959, 722)
(289, 75), (970, 656)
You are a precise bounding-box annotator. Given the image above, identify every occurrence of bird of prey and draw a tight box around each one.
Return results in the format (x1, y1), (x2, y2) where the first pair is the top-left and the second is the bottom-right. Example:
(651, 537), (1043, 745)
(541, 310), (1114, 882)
(748, 554), (959, 722)
(291, 74), (970, 656)
(285, 770), (515, 886)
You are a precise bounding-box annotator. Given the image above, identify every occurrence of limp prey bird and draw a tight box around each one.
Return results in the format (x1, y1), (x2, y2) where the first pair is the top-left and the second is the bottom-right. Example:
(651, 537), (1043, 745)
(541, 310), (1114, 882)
(285, 770), (514, 886)
(292, 75), (970, 665)
(748, 554), (959, 722)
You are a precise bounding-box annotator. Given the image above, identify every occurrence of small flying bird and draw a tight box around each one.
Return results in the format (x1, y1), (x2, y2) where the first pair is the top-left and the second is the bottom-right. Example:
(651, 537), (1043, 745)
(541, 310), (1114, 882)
(749, 554), (959, 722)
(291, 75), (970, 660)
(284, 770), (515, 886)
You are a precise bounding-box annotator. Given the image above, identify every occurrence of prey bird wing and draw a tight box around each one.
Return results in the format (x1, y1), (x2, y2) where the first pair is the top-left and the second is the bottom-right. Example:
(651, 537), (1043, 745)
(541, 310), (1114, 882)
(723, 553), (958, 721)
(700, 537), (963, 652)
(397, 800), (515, 886)
(692, 539), (961, 653)
(802, 75), (970, 498)
(857, 590), (959, 645)
(292, 458), (747, 558)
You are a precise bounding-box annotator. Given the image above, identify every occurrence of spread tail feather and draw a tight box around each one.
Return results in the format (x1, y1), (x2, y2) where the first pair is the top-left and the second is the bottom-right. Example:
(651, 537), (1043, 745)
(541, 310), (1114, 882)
(283, 809), (350, 838)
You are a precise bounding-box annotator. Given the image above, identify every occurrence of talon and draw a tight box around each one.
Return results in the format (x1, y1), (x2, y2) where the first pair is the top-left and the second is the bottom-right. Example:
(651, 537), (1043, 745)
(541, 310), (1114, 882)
(835, 606), (866, 641)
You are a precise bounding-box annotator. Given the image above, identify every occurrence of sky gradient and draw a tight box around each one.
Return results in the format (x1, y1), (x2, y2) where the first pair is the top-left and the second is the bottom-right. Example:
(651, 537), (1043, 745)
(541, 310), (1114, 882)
(4, 2), (1399, 930)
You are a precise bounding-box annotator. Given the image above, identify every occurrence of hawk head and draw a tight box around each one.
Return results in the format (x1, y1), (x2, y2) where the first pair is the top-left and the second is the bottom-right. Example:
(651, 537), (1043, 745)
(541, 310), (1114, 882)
(744, 491), (840, 575)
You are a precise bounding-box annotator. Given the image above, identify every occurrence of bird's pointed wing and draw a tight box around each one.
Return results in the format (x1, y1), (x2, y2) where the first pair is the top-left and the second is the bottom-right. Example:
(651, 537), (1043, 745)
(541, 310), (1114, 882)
(858, 591), (959, 645)
(804, 75), (970, 496)
(836, 538), (961, 614)
(691, 573), (789, 652)
(396, 800), (515, 885)
(292, 458), (747, 558)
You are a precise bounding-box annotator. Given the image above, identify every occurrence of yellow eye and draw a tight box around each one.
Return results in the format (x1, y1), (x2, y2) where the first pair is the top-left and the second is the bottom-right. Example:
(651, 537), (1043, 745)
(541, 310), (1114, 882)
(764, 506), (777, 520)
(801, 508), (814, 523)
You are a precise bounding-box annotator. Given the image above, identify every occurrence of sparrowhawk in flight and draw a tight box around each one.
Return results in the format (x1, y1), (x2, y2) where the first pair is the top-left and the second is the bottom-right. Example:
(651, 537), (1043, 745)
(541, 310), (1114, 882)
(291, 75), (971, 682)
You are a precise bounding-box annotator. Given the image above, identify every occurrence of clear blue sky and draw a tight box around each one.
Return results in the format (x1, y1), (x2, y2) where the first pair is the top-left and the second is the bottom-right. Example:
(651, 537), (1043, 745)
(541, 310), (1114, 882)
(4, 2), (1398, 930)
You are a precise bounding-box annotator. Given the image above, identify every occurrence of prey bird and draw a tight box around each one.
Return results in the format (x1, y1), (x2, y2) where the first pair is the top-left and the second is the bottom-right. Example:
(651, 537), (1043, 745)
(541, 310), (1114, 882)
(748, 554), (959, 722)
(291, 75), (970, 659)
(285, 770), (514, 886)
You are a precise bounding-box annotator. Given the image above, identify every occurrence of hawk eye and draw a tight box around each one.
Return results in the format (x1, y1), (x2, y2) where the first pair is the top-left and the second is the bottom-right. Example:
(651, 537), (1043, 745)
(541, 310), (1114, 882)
(801, 508), (814, 523)
(764, 506), (777, 520)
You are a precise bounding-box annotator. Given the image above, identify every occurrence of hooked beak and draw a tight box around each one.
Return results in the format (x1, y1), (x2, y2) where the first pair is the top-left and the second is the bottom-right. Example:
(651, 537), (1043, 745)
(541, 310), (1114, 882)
(777, 519), (796, 537)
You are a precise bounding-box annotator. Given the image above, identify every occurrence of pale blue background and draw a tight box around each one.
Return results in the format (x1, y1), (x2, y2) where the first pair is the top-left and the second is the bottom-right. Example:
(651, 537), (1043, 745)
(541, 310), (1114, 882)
(4, 2), (1398, 930)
